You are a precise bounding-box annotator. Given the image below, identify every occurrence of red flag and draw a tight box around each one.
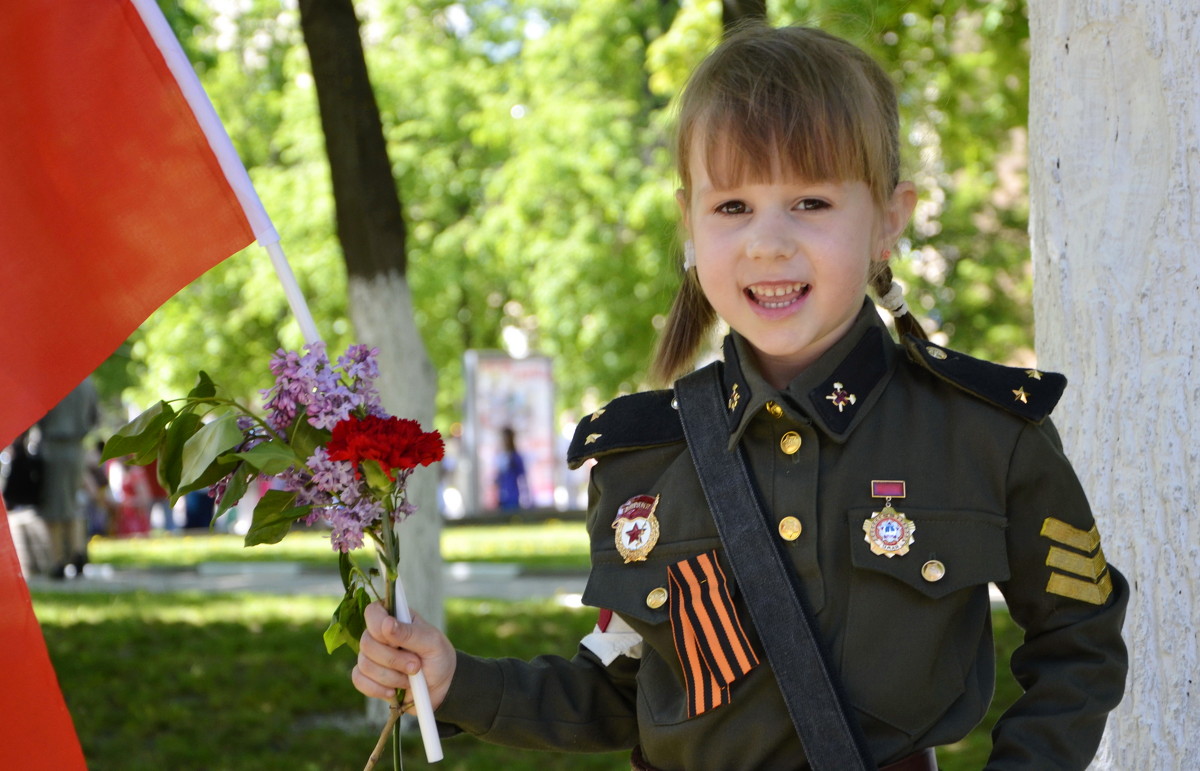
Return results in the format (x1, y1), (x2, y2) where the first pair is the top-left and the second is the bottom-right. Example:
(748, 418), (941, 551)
(0, 0), (259, 446)
(0, 1), (272, 765)
(0, 498), (86, 769)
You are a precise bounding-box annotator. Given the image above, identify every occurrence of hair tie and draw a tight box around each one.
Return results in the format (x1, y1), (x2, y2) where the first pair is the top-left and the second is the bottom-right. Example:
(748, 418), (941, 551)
(877, 280), (909, 318)
(683, 240), (696, 271)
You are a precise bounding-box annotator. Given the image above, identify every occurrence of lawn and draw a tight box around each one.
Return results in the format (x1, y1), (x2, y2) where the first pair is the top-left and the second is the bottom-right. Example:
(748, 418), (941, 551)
(33, 523), (1021, 769)
(84, 521), (592, 573)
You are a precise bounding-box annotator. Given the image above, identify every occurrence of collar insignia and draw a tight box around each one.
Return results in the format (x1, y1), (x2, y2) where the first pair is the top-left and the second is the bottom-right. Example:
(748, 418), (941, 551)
(824, 382), (857, 413)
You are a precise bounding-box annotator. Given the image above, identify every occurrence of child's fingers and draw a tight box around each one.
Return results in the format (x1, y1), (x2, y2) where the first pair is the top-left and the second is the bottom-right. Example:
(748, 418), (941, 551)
(363, 602), (441, 656)
(350, 658), (412, 701)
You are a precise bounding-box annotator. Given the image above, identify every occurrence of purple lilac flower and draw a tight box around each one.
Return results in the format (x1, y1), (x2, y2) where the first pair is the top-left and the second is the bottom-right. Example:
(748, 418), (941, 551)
(308, 447), (357, 495)
(262, 343), (331, 432)
(337, 344), (380, 382)
(327, 497), (386, 553)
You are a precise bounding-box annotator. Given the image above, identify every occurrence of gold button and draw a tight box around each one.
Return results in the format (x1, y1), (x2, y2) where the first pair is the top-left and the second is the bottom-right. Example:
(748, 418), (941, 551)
(778, 516), (803, 541)
(646, 587), (669, 609)
(765, 401), (784, 418)
(926, 346), (947, 360)
(780, 431), (802, 455)
(921, 560), (946, 583)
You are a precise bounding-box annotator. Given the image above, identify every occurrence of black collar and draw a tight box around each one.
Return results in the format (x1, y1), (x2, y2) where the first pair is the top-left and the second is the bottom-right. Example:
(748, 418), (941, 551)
(719, 298), (899, 446)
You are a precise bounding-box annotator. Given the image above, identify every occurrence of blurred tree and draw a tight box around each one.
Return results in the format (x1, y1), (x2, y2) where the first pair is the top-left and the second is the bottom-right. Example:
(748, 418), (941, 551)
(105, 0), (1035, 433)
(296, 0), (443, 632)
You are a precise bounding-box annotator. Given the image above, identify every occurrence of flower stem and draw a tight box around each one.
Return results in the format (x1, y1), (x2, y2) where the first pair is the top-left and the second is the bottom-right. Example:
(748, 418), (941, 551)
(362, 700), (403, 771)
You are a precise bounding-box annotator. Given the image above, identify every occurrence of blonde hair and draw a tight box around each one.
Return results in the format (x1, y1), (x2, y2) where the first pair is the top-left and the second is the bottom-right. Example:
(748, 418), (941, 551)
(651, 23), (924, 386)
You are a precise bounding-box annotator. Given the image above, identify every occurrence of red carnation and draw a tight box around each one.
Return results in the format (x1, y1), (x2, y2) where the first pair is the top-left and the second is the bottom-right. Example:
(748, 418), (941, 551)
(326, 415), (444, 480)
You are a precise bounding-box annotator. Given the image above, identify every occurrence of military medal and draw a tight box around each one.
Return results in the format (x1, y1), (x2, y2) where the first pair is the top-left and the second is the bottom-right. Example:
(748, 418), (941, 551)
(613, 494), (661, 563)
(863, 480), (914, 558)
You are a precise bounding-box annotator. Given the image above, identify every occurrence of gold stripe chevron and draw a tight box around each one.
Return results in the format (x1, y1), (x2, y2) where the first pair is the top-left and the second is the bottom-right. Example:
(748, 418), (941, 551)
(1045, 545), (1108, 580)
(1046, 570), (1113, 606)
(1040, 517), (1101, 553)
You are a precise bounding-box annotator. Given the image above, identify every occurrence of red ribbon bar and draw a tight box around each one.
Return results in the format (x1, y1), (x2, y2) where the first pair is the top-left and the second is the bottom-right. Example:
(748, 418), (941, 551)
(871, 480), (906, 498)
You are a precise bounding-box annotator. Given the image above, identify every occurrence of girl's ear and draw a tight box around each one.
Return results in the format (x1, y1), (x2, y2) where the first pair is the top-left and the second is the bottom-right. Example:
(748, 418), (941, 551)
(882, 181), (918, 244)
(676, 188), (690, 231)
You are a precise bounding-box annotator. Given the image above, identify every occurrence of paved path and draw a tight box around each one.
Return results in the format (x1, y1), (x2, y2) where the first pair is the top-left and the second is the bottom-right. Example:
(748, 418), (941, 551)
(25, 561), (589, 604)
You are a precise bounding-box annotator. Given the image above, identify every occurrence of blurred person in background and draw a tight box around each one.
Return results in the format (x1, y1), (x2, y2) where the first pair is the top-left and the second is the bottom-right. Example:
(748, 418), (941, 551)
(36, 376), (99, 577)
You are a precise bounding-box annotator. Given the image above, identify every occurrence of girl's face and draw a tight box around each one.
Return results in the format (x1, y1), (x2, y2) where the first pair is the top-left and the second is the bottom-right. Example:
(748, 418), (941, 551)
(680, 145), (914, 388)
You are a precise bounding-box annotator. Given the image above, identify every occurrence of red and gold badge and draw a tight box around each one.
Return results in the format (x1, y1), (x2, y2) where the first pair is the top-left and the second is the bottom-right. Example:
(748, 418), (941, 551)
(613, 494), (661, 563)
(862, 480), (915, 558)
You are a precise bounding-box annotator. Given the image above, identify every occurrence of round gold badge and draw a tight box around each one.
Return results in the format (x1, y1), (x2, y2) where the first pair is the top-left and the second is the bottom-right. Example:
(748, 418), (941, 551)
(862, 506), (916, 558)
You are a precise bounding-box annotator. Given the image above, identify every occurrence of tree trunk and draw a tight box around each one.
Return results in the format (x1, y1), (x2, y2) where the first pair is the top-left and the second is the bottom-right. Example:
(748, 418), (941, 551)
(1029, 2), (1199, 766)
(296, 0), (442, 632)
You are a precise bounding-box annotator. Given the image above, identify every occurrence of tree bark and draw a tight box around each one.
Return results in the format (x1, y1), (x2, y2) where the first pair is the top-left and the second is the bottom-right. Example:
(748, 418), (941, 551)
(1029, 2), (1199, 766)
(296, 0), (442, 637)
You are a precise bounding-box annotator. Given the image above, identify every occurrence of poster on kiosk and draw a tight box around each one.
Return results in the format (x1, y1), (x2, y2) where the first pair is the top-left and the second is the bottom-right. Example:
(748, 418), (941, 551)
(462, 351), (557, 516)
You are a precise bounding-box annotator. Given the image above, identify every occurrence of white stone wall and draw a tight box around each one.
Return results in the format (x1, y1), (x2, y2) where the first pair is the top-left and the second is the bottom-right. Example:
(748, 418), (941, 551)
(1029, 1), (1200, 766)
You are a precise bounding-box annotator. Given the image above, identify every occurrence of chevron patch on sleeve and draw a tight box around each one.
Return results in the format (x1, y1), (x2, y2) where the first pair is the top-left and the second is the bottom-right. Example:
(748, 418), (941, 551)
(1040, 517), (1113, 605)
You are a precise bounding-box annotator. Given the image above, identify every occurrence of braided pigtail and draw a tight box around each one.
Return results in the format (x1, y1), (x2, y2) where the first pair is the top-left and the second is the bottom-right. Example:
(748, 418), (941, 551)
(651, 267), (718, 387)
(870, 260), (927, 341)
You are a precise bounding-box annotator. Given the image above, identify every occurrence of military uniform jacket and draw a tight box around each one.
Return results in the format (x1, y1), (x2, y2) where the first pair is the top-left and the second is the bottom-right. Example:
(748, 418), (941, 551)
(434, 300), (1129, 769)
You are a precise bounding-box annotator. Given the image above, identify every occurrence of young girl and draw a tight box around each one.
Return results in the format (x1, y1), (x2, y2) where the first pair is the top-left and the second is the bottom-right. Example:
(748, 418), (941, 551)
(352, 24), (1128, 769)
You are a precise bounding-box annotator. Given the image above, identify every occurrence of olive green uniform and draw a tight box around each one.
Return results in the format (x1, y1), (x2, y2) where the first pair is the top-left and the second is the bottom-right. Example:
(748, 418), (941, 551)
(435, 300), (1129, 769)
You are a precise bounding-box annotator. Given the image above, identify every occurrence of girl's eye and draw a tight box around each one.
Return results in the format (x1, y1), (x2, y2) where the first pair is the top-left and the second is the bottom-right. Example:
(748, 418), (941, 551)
(797, 198), (829, 211)
(715, 200), (747, 215)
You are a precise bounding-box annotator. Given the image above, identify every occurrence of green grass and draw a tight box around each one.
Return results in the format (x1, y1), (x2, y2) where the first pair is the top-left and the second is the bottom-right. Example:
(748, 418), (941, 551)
(35, 524), (1022, 769)
(86, 522), (592, 573)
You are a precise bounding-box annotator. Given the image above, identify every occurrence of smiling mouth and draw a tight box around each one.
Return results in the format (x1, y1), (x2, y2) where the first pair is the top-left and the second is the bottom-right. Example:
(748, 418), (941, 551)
(746, 282), (811, 309)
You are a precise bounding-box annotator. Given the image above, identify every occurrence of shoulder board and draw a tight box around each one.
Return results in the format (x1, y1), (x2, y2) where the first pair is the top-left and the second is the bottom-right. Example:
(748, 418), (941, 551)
(903, 336), (1066, 424)
(567, 390), (683, 469)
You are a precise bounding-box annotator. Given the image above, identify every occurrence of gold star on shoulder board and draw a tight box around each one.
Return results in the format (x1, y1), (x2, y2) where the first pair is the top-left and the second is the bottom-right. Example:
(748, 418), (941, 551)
(585, 433), (602, 444)
(1026, 369), (1043, 380)
(1012, 387), (1029, 404)
(590, 408), (606, 421)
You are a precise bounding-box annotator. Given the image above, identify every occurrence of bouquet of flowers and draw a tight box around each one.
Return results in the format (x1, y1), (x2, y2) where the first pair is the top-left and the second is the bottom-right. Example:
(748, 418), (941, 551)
(104, 342), (444, 766)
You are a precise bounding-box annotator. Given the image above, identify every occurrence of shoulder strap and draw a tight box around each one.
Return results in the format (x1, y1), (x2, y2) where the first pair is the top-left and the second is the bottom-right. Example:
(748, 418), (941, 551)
(675, 365), (873, 771)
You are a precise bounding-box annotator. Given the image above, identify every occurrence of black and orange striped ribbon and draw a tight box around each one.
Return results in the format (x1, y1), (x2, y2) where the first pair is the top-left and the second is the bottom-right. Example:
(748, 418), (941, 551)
(666, 549), (759, 718)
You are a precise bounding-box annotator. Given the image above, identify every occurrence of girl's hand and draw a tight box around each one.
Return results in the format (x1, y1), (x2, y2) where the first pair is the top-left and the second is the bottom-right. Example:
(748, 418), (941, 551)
(352, 601), (457, 710)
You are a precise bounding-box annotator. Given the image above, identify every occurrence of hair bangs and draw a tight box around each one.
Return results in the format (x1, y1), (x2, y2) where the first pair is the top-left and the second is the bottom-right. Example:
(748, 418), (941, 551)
(689, 99), (870, 194)
(676, 25), (899, 206)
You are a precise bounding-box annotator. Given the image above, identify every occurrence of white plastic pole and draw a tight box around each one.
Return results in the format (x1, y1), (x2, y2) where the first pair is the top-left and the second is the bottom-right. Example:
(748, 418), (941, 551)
(391, 573), (444, 763)
(264, 241), (322, 345)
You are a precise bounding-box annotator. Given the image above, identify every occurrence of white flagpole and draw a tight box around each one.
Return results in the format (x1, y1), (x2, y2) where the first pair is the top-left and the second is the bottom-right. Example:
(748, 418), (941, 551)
(127, 4), (443, 760)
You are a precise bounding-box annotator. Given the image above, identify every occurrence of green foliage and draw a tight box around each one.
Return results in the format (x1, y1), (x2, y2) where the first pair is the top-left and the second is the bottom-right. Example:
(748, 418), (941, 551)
(773, 0), (1034, 359)
(109, 0), (1035, 432)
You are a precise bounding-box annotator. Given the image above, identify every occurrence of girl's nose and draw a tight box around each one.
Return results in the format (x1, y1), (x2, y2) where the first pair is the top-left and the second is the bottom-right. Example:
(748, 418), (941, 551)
(746, 217), (795, 261)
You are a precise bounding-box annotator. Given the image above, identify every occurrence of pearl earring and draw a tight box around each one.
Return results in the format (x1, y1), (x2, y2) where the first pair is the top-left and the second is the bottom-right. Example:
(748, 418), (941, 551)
(683, 240), (696, 270)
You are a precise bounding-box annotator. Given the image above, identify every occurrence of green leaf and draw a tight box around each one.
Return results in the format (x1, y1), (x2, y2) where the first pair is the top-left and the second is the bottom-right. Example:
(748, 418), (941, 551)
(179, 413), (245, 489)
(324, 586), (370, 654)
(214, 463), (253, 517)
(175, 455), (240, 499)
(243, 489), (311, 547)
(187, 371), (217, 400)
(286, 409), (330, 464)
(158, 412), (203, 494)
(102, 401), (174, 461)
(229, 441), (300, 476)
(361, 459), (392, 494)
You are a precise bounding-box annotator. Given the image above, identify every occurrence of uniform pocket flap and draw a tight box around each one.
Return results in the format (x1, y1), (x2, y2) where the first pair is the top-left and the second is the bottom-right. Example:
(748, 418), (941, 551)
(583, 537), (726, 624)
(847, 506), (1009, 599)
